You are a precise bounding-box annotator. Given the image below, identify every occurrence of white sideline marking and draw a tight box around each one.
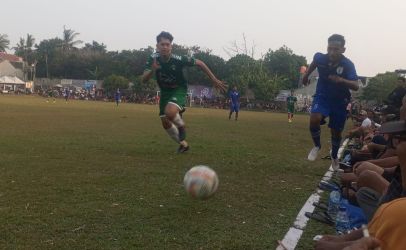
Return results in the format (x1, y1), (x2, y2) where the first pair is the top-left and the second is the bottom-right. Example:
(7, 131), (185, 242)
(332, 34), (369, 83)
(276, 139), (349, 250)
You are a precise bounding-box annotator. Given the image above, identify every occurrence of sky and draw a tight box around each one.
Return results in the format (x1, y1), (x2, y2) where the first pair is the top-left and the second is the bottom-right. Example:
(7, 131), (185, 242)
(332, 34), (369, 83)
(2, 0), (406, 76)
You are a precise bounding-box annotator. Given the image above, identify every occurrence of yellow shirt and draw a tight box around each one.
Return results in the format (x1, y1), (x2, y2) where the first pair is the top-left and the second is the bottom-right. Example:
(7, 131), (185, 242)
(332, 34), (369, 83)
(369, 197), (406, 250)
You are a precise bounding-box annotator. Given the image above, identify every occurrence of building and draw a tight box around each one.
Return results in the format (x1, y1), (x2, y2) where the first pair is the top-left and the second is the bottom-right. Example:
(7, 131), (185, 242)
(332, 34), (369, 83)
(0, 53), (28, 92)
(0, 52), (26, 79)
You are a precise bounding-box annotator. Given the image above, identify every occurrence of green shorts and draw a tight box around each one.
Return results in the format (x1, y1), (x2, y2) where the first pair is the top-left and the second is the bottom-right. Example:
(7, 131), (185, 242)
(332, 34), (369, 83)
(287, 106), (295, 113)
(159, 88), (187, 117)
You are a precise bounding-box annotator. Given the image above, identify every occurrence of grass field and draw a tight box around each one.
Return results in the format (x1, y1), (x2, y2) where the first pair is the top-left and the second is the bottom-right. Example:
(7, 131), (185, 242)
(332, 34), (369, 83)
(0, 95), (333, 249)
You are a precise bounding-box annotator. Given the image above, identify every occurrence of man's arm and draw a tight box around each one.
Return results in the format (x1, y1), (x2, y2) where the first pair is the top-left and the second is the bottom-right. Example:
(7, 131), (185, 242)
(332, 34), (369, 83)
(397, 142), (406, 191)
(315, 229), (364, 250)
(195, 59), (227, 92)
(319, 229), (364, 243)
(142, 57), (160, 83)
(329, 75), (359, 91)
(329, 61), (359, 91)
(356, 156), (399, 169)
(302, 61), (317, 86)
(342, 237), (381, 250)
(142, 70), (154, 83)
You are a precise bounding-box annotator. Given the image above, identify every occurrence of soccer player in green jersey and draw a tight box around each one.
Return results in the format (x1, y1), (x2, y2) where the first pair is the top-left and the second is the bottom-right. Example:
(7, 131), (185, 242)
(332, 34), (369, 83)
(286, 90), (297, 123)
(47, 89), (56, 103)
(142, 31), (227, 153)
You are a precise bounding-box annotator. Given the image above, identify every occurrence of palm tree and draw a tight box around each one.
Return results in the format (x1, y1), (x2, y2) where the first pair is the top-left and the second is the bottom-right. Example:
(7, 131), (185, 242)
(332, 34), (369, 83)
(62, 26), (82, 51)
(24, 34), (36, 65)
(13, 34), (36, 68)
(87, 66), (101, 80)
(13, 37), (26, 57)
(25, 34), (35, 50)
(0, 34), (10, 52)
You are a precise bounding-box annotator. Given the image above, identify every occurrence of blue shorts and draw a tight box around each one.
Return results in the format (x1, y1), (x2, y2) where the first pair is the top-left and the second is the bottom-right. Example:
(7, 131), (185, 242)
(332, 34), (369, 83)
(230, 103), (240, 112)
(311, 95), (348, 131)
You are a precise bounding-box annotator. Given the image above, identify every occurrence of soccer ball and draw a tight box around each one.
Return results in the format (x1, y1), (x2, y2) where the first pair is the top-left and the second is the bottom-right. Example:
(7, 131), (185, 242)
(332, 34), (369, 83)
(183, 165), (219, 199)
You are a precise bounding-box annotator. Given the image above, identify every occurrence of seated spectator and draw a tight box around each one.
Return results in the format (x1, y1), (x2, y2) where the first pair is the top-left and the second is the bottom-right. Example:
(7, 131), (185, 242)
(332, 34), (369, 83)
(343, 109), (406, 216)
(315, 86), (406, 250)
(316, 198), (406, 249)
(348, 110), (372, 139)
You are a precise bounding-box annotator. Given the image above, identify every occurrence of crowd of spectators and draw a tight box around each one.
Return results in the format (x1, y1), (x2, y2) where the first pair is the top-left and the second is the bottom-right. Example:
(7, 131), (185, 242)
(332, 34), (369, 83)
(314, 77), (406, 250)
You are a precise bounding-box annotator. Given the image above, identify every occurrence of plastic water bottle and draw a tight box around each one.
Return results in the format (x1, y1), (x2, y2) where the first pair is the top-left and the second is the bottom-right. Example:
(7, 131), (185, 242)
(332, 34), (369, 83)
(336, 206), (351, 234)
(343, 153), (351, 164)
(328, 190), (341, 220)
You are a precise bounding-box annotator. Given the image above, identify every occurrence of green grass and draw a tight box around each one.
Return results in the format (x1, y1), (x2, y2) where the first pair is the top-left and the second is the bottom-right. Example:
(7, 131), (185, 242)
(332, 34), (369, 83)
(0, 95), (332, 249)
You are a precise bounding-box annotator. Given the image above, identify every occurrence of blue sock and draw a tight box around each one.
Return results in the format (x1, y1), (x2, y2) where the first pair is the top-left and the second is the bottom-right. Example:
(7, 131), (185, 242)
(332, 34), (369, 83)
(310, 126), (321, 148)
(331, 136), (342, 159)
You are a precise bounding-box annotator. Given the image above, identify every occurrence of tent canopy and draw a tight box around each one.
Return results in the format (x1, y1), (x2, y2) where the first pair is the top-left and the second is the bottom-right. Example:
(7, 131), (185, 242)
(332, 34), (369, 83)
(0, 76), (25, 85)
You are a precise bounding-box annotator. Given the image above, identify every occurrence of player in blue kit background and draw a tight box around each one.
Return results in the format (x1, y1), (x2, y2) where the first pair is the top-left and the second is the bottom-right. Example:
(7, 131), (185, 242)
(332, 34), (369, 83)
(228, 86), (240, 121)
(302, 34), (359, 170)
(114, 88), (121, 106)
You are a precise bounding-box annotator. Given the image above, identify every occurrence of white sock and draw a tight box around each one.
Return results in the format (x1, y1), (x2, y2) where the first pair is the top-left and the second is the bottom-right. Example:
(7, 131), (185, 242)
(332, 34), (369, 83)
(172, 113), (185, 128)
(166, 124), (180, 143)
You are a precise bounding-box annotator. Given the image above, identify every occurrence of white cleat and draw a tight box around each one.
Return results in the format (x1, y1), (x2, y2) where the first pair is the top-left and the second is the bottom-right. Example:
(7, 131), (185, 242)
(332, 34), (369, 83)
(307, 146), (320, 161)
(331, 158), (340, 171)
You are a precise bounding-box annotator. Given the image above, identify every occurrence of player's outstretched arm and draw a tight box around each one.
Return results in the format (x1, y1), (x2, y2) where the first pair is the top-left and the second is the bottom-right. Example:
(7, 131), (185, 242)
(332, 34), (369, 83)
(195, 59), (227, 93)
(302, 61), (317, 86)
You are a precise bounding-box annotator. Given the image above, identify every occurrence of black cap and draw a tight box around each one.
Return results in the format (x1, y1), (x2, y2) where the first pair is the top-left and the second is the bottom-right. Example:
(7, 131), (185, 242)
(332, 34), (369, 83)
(379, 120), (406, 134)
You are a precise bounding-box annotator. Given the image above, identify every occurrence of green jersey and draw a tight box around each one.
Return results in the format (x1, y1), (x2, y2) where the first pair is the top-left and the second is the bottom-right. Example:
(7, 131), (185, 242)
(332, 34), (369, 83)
(144, 53), (196, 116)
(287, 96), (297, 112)
(144, 53), (196, 91)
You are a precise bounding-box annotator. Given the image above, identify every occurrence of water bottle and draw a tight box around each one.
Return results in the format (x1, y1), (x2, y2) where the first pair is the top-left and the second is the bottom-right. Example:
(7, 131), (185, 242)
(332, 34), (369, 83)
(328, 190), (341, 220)
(343, 153), (351, 164)
(336, 206), (351, 234)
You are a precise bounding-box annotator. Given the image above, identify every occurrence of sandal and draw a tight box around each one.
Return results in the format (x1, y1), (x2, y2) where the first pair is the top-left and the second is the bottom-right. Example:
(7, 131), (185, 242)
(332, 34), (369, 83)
(318, 180), (340, 192)
(305, 211), (334, 226)
(339, 162), (352, 170)
(313, 201), (328, 211)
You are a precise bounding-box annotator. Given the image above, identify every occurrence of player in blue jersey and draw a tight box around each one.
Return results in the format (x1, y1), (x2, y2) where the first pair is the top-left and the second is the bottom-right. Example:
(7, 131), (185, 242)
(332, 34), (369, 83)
(114, 88), (121, 106)
(302, 34), (359, 170)
(228, 86), (240, 121)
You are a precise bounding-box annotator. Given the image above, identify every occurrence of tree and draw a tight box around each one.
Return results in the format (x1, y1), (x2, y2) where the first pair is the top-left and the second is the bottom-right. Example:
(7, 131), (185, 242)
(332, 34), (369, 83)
(223, 54), (256, 94)
(0, 34), (10, 51)
(223, 33), (256, 58)
(35, 38), (64, 78)
(131, 76), (157, 96)
(263, 46), (307, 89)
(83, 41), (107, 54)
(182, 46), (227, 86)
(103, 74), (129, 96)
(87, 66), (101, 80)
(360, 72), (398, 103)
(26, 34), (35, 50)
(14, 34), (36, 64)
(252, 73), (287, 101)
(61, 26), (82, 51)
(14, 37), (26, 56)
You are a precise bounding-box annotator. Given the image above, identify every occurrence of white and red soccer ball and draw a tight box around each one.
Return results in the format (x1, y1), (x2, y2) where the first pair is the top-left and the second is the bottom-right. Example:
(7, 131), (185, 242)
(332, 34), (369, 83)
(184, 165), (219, 199)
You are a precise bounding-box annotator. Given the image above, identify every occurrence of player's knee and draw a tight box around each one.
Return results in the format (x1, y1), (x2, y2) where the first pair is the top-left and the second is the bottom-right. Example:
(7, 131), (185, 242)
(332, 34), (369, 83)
(310, 117), (321, 127)
(164, 109), (176, 120)
(165, 105), (178, 120)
